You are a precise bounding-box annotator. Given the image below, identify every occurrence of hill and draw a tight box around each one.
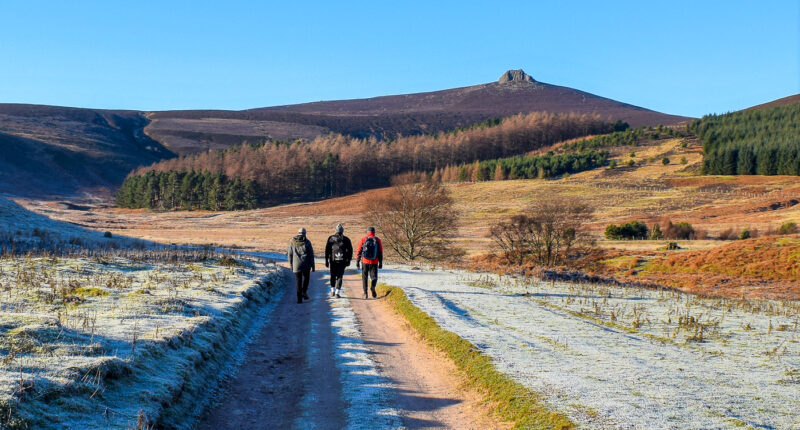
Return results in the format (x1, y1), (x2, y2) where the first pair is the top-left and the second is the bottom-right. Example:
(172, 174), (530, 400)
(691, 101), (800, 175)
(745, 93), (800, 111)
(2, 69), (691, 199)
(0, 104), (173, 198)
(148, 69), (691, 149)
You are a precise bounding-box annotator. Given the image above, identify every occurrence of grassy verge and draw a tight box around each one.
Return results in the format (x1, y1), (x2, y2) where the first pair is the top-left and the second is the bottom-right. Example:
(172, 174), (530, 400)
(377, 283), (573, 430)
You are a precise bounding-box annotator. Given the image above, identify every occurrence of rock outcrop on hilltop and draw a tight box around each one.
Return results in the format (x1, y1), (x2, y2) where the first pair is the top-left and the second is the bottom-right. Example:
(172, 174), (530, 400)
(498, 69), (535, 84)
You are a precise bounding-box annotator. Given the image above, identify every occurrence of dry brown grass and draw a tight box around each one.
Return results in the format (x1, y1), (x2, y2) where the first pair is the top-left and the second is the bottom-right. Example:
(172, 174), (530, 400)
(14, 135), (800, 299)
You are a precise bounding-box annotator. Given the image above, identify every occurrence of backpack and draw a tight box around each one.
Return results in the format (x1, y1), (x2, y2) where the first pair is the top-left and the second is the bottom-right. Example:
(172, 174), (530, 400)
(331, 235), (347, 262)
(362, 236), (378, 260)
(293, 237), (308, 260)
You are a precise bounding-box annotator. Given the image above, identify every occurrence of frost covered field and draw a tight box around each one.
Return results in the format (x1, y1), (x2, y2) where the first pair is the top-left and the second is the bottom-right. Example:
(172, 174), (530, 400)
(381, 266), (800, 429)
(0, 251), (281, 429)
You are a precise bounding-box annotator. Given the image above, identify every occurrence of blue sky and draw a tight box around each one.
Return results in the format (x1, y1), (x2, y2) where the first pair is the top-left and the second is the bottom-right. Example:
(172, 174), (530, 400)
(0, 1), (797, 117)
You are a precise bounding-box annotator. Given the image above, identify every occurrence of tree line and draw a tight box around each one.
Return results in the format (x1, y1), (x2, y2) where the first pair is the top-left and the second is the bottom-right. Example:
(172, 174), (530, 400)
(432, 150), (609, 182)
(558, 124), (684, 153)
(120, 112), (618, 209)
(692, 102), (800, 175)
(604, 220), (695, 240)
(116, 170), (259, 210)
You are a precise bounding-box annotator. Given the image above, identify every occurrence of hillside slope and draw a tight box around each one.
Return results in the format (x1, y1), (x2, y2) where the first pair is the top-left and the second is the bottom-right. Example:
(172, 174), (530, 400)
(2, 69), (691, 199)
(149, 69), (691, 148)
(0, 104), (173, 198)
(745, 93), (800, 111)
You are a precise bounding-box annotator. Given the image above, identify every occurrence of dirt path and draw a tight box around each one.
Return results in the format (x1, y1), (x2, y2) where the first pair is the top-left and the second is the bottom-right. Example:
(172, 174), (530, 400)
(199, 265), (503, 429)
(199, 268), (347, 430)
(342, 270), (507, 430)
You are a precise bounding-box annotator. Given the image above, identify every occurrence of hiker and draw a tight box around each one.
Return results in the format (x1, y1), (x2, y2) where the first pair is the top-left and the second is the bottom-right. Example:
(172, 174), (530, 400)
(325, 223), (353, 298)
(287, 227), (315, 304)
(356, 226), (383, 299)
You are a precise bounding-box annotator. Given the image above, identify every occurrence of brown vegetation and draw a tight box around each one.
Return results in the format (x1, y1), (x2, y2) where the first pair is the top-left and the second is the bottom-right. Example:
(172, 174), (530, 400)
(368, 179), (462, 261)
(489, 197), (593, 266)
(131, 112), (615, 204)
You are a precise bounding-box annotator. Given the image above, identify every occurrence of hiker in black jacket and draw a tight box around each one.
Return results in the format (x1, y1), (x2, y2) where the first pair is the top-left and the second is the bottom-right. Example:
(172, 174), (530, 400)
(287, 227), (315, 304)
(324, 223), (353, 298)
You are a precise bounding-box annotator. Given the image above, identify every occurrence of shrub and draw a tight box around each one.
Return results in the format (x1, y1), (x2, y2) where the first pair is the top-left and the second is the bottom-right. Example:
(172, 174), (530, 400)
(605, 221), (649, 240)
(662, 157), (670, 165)
(490, 197), (593, 266)
(779, 221), (798, 235)
(103, 231), (113, 238)
(627, 159), (636, 167)
(739, 229), (751, 240)
(609, 160), (617, 169)
(664, 221), (694, 240)
(718, 228), (737, 240)
(680, 156), (688, 165)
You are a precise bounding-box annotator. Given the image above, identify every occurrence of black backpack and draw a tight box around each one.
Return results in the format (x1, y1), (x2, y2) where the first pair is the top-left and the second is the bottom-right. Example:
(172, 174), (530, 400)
(362, 236), (378, 260)
(331, 235), (347, 262)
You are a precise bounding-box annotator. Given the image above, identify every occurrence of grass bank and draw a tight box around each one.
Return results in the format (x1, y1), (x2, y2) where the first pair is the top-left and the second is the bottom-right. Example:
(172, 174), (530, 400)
(376, 283), (573, 430)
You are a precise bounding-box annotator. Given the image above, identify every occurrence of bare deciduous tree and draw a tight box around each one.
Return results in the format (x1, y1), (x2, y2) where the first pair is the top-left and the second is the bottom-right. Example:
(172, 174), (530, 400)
(489, 197), (593, 266)
(368, 179), (462, 261)
(130, 112), (615, 205)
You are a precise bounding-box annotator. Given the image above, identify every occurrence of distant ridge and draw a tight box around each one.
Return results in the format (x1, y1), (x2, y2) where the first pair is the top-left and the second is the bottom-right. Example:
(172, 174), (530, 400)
(744, 94), (800, 111)
(1, 68), (693, 198)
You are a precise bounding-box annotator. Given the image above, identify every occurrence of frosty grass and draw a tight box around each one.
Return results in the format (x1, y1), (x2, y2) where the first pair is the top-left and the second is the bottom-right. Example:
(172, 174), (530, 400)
(381, 266), (800, 429)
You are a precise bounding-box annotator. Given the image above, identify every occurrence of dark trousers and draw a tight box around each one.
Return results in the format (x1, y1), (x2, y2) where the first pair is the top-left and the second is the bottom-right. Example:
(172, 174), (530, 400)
(330, 262), (347, 290)
(361, 263), (378, 295)
(294, 270), (310, 302)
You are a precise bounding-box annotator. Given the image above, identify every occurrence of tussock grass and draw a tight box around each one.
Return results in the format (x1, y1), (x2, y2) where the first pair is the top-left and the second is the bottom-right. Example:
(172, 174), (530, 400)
(377, 283), (573, 430)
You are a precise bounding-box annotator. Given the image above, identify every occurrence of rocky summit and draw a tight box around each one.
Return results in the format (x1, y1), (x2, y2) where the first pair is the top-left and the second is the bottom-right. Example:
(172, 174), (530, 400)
(498, 69), (535, 84)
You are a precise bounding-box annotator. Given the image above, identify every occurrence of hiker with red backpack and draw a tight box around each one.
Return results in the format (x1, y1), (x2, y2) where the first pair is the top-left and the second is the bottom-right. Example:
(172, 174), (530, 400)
(356, 226), (383, 299)
(287, 227), (315, 304)
(324, 223), (353, 298)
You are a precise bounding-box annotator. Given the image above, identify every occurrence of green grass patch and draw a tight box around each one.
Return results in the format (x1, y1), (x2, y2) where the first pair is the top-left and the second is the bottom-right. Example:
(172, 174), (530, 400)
(377, 283), (574, 430)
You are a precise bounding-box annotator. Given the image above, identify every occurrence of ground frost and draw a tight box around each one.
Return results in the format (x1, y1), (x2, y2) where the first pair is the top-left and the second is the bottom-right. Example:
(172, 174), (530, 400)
(381, 266), (800, 429)
(329, 294), (402, 429)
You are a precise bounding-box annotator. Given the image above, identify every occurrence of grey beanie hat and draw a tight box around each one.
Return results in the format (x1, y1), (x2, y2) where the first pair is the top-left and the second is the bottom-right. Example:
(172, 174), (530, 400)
(335, 223), (344, 234)
(367, 226), (375, 233)
(298, 227), (306, 235)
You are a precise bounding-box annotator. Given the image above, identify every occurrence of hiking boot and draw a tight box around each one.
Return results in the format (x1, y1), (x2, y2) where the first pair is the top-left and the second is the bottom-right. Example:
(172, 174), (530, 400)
(371, 287), (377, 298)
(297, 298), (302, 304)
(363, 292), (368, 299)
(330, 290), (335, 297)
(335, 291), (341, 298)
(303, 294), (310, 300)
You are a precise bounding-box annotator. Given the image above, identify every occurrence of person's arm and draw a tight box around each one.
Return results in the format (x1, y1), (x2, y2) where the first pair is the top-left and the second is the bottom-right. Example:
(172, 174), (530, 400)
(356, 237), (364, 268)
(324, 237), (331, 267)
(287, 242), (293, 268)
(377, 237), (384, 268)
(308, 241), (315, 272)
(345, 237), (353, 265)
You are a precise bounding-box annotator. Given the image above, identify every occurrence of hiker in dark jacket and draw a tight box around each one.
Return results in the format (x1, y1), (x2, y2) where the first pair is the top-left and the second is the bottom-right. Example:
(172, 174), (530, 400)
(325, 223), (353, 298)
(356, 226), (383, 299)
(287, 227), (315, 303)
